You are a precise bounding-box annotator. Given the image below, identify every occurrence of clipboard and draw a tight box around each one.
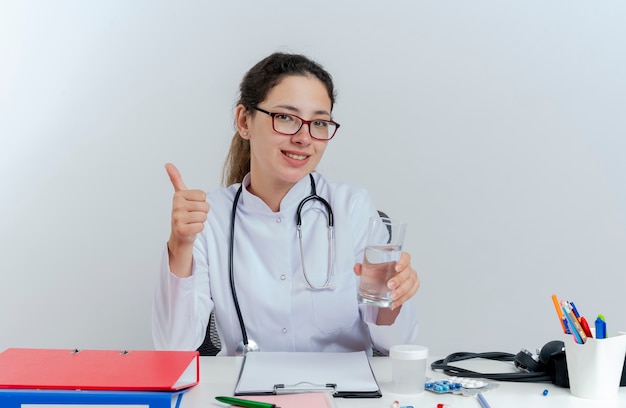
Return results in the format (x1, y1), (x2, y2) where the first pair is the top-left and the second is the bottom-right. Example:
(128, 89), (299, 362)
(234, 351), (382, 398)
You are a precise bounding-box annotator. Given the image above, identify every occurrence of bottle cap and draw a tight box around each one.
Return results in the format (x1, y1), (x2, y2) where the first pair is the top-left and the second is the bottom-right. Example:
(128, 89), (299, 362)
(390, 344), (428, 360)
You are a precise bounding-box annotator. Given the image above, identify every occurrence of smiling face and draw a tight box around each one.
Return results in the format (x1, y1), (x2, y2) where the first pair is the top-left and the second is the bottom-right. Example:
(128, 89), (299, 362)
(237, 74), (333, 202)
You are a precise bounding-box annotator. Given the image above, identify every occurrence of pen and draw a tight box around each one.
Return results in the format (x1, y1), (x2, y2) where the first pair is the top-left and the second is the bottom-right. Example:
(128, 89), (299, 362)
(561, 301), (587, 344)
(477, 392), (491, 408)
(215, 396), (277, 408)
(563, 311), (583, 344)
(569, 301), (581, 320)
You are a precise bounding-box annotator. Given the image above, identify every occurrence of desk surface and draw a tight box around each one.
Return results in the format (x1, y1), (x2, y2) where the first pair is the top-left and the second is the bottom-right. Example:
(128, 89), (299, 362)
(185, 356), (626, 408)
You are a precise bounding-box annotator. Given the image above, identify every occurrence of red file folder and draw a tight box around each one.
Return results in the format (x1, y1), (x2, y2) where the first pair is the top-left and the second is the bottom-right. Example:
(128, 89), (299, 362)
(0, 348), (199, 391)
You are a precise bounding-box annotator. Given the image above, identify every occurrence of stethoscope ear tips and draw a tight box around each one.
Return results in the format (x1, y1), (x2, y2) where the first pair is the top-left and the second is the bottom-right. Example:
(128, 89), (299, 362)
(236, 340), (260, 356)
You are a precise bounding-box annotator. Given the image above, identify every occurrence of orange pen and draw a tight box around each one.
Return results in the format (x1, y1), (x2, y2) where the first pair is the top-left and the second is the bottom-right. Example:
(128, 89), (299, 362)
(551, 294), (569, 334)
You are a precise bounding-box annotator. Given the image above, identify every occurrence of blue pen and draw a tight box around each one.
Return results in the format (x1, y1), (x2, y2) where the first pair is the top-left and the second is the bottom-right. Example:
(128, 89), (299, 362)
(562, 317), (571, 334)
(562, 303), (584, 344)
(477, 393), (491, 408)
(569, 301), (581, 318)
(596, 315), (607, 339)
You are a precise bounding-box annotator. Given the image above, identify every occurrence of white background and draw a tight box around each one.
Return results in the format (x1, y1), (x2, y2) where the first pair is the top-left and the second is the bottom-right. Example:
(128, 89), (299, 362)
(1, 0), (625, 357)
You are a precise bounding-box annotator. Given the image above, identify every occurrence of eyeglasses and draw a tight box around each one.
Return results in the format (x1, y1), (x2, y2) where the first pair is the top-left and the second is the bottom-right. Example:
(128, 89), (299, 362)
(253, 107), (340, 140)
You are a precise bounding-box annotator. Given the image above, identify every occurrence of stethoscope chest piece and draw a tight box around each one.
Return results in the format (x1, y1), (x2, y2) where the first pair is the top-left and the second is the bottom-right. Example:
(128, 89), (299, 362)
(235, 339), (260, 356)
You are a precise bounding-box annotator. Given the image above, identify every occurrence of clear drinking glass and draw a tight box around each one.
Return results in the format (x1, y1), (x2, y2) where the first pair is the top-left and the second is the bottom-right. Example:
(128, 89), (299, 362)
(357, 216), (407, 307)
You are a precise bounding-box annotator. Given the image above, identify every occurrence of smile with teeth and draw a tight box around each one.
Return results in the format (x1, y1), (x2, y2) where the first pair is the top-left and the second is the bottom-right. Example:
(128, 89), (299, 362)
(284, 151), (308, 160)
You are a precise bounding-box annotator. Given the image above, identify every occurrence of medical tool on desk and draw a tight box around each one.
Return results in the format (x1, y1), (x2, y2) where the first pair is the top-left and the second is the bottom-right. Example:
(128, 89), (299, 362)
(431, 340), (567, 383)
(229, 173), (335, 355)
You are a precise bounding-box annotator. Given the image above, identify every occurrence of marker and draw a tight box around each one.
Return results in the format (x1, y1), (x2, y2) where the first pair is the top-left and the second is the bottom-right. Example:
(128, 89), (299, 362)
(579, 316), (593, 338)
(596, 315), (607, 339)
(551, 294), (569, 334)
(215, 396), (276, 408)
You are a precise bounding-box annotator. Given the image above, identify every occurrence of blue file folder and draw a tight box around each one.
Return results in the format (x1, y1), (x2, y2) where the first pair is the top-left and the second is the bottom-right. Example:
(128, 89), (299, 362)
(0, 388), (187, 408)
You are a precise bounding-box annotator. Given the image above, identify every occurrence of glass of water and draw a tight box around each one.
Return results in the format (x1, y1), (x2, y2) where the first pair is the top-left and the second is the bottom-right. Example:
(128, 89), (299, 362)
(357, 216), (407, 307)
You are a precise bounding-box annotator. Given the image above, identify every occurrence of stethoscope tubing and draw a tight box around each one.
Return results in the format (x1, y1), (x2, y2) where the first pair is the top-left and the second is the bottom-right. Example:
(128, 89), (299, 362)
(228, 186), (249, 348)
(296, 175), (333, 227)
(228, 173), (334, 354)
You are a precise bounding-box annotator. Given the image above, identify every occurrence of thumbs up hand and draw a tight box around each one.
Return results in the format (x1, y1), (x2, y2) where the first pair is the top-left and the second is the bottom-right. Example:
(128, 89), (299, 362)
(165, 163), (210, 251)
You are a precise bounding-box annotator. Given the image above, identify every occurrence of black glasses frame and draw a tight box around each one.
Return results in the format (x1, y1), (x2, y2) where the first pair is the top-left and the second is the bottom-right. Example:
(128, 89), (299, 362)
(253, 107), (340, 140)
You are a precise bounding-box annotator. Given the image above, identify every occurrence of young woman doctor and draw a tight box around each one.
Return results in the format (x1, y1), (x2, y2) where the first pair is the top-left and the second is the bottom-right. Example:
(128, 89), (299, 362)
(153, 53), (420, 356)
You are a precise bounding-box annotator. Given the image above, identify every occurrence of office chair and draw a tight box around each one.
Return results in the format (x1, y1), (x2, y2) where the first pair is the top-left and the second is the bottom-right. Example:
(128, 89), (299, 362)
(196, 210), (392, 357)
(197, 312), (221, 356)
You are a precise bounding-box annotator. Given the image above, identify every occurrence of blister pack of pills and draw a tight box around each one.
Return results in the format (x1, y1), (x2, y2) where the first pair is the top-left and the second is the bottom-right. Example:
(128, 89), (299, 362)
(424, 377), (498, 396)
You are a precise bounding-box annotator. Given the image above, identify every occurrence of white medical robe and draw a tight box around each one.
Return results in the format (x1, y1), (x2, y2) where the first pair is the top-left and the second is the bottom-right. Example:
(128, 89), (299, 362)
(153, 172), (418, 355)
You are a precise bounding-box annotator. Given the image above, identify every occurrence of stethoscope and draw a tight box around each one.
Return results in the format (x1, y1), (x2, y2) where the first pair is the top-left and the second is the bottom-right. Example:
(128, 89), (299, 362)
(229, 173), (335, 355)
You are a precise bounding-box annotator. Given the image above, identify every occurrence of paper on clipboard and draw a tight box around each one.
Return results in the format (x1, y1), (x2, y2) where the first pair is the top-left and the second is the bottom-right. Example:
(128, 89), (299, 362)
(234, 351), (381, 398)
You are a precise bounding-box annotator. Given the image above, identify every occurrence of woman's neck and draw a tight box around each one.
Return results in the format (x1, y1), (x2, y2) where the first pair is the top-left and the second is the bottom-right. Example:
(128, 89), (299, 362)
(247, 177), (293, 212)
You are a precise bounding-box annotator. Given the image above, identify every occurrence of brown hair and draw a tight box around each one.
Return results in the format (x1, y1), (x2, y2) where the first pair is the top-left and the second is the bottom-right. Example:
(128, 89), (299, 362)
(221, 53), (336, 186)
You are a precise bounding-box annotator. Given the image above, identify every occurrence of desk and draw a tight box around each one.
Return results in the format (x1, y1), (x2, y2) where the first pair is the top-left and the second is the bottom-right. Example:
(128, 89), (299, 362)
(183, 356), (626, 408)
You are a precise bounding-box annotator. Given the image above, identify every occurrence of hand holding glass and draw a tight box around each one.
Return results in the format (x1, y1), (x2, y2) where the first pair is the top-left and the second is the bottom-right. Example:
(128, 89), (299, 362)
(357, 217), (407, 307)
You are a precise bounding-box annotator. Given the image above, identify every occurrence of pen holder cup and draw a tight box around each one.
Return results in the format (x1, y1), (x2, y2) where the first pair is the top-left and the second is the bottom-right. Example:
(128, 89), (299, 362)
(564, 332), (626, 400)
